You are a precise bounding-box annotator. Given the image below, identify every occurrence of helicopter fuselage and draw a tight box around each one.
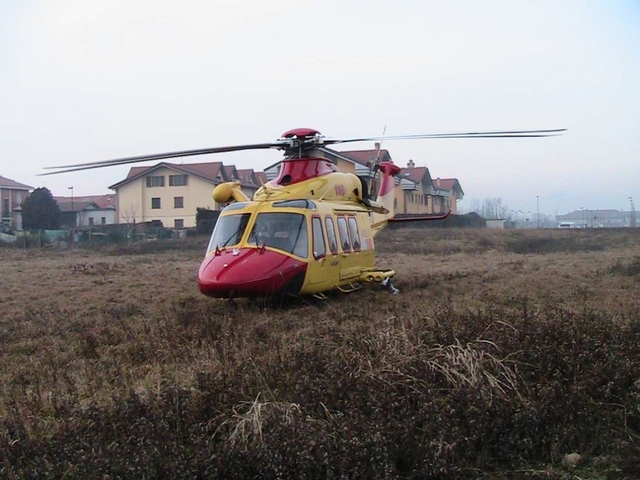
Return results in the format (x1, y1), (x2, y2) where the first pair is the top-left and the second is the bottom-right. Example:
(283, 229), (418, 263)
(197, 197), (380, 298)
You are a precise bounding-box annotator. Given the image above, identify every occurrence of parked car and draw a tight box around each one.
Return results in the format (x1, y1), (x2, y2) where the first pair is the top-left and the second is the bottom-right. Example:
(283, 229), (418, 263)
(557, 222), (578, 229)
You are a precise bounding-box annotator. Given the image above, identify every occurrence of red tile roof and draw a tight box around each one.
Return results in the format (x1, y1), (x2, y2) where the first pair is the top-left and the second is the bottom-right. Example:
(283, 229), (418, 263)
(237, 169), (257, 185)
(54, 194), (115, 209)
(399, 166), (430, 184)
(223, 165), (238, 181)
(434, 178), (457, 190)
(55, 200), (97, 213)
(111, 162), (263, 189)
(0, 176), (33, 190)
(177, 162), (225, 181)
(433, 178), (464, 197)
(337, 149), (392, 166)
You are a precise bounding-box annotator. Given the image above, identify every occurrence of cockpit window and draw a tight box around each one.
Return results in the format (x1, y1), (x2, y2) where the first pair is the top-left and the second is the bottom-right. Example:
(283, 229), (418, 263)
(247, 212), (308, 258)
(207, 213), (250, 253)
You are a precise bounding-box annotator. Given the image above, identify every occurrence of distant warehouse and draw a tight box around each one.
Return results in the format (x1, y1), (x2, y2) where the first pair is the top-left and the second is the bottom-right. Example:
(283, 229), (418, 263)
(555, 209), (634, 228)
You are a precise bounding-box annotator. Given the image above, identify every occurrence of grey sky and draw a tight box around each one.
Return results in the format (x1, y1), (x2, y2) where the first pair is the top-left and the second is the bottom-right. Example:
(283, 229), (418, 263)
(2, 0), (638, 215)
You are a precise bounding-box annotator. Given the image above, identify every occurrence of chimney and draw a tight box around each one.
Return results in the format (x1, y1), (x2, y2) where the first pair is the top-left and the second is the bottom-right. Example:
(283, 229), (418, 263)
(407, 159), (415, 168)
(436, 177), (441, 187)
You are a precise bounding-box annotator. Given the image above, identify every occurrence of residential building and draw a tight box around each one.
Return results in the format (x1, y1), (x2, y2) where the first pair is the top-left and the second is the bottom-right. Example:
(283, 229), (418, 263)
(317, 148), (463, 215)
(0, 175), (32, 230)
(109, 162), (264, 228)
(109, 148), (461, 228)
(53, 194), (117, 227)
(431, 177), (464, 215)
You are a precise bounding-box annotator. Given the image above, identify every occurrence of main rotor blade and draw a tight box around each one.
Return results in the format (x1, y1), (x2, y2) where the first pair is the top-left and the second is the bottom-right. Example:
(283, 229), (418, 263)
(41, 142), (284, 175)
(324, 129), (566, 145)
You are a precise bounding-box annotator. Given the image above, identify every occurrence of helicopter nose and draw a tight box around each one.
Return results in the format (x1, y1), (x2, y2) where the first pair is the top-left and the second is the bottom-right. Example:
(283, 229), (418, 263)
(197, 248), (307, 298)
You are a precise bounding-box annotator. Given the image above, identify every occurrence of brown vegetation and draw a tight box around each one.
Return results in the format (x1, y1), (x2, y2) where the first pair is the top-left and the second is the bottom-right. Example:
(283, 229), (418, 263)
(1, 228), (639, 478)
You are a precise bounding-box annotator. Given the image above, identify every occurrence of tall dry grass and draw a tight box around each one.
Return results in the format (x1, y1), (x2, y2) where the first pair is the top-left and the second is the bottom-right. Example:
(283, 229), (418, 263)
(1, 228), (639, 478)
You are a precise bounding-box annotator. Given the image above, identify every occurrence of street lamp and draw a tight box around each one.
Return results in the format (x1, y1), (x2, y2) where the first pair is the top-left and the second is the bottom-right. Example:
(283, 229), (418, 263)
(68, 186), (74, 227)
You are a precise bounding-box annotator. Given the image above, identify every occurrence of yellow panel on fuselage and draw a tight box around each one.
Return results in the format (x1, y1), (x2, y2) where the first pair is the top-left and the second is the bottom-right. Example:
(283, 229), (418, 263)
(299, 202), (375, 295)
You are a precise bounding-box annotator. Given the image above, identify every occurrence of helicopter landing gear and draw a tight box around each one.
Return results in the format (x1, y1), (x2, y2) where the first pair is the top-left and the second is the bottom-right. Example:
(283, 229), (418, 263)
(381, 277), (400, 295)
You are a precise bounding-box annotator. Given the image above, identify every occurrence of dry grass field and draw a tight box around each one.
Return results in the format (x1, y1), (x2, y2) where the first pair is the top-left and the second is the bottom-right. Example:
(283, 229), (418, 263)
(1, 228), (639, 479)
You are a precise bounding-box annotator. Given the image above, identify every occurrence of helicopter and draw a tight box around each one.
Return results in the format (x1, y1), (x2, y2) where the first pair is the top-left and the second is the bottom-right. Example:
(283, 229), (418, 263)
(44, 127), (565, 300)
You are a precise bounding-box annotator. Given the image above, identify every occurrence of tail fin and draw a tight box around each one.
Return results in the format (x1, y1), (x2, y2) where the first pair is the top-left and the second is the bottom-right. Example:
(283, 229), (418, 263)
(370, 161), (401, 236)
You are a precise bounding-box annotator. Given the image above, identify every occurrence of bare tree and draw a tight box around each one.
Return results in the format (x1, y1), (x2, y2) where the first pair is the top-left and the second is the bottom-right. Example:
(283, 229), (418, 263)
(120, 204), (140, 225)
(469, 197), (509, 219)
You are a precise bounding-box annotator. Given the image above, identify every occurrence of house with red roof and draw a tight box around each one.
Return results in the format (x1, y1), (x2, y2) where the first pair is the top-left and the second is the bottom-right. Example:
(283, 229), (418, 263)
(398, 162), (464, 214)
(0, 175), (33, 230)
(313, 147), (463, 215)
(108, 161), (264, 228)
(53, 194), (116, 227)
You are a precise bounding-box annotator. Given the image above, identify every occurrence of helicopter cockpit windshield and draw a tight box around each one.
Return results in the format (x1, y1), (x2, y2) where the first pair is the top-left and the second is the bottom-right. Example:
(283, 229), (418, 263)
(207, 213), (251, 253)
(247, 212), (308, 258)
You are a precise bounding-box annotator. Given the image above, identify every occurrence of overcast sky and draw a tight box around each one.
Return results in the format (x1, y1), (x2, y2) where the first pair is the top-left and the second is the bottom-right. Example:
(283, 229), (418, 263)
(2, 0), (638, 215)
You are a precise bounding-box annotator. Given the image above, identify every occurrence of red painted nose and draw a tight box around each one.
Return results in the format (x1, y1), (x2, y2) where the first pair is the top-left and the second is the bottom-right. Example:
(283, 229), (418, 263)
(197, 248), (307, 298)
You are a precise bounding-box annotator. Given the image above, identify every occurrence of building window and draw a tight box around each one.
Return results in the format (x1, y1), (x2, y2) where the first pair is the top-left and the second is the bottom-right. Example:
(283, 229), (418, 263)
(146, 176), (165, 187)
(174, 219), (184, 229)
(169, 174), (188, 186)
(101, 217), (106, 224)
(151, 198), (161, 209)
(89, 218), (94, 226)
(174, 196), (184, 208)
(16, 193), (23, 206)
(2, 198), (9, 216)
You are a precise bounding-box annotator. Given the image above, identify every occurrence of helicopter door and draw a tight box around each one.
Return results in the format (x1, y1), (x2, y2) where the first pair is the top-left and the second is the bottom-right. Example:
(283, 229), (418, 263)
(306, 216), (338, 287)
(336, 215), (362, 281)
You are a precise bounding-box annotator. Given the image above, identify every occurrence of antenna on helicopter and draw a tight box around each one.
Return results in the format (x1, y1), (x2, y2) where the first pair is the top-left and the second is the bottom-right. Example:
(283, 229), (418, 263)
(366, 126), (387, 200)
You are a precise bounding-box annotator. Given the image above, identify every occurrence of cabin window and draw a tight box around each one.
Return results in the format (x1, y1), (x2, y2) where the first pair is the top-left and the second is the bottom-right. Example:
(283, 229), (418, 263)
(146, 176), (165, 187)
(88, 217), (94, 226)
(273, 199), (316, 209)
(348, 217), (361, 251)
(169, 174), (188, 186)
(325, 217), (338, 254)
(311, 217), (326, 259)
(151, 198), (161, 209)
(247, 212), (308, 258)
(101, 217), (106, 224)
(207, 213), (251, 253)
(337, 217), (351, 252)
(224, 202), (248, 211)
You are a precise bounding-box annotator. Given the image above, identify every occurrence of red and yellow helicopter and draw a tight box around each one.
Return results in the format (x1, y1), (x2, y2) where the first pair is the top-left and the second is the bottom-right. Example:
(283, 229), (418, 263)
(44, 127), (564, 300)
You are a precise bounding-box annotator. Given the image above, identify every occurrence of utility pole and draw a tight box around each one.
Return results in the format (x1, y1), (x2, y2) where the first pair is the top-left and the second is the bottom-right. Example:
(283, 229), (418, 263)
(536, 195), (540, 228)
(630, 197), (637, 228)
(68, 186), (74, 227)
(69, 186), (74, 246)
